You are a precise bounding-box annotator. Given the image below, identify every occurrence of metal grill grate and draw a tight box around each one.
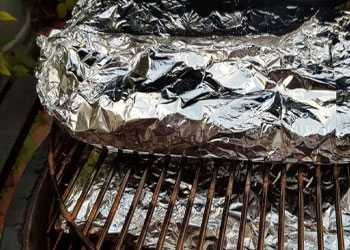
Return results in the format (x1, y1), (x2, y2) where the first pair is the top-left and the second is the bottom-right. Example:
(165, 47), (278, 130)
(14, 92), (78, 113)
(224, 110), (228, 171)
(47, 129), (348, 250)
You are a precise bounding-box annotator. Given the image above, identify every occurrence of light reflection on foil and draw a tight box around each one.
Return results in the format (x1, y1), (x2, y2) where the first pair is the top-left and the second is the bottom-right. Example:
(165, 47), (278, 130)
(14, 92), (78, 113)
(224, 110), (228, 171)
(42, 0), (350, 247)
(60, 151), (350, 249)
(35, 0), (350, 164)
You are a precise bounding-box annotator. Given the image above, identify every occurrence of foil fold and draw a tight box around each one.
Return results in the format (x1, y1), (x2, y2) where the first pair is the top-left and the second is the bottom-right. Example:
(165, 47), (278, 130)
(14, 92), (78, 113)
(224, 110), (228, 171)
(36, 0), (350, 163)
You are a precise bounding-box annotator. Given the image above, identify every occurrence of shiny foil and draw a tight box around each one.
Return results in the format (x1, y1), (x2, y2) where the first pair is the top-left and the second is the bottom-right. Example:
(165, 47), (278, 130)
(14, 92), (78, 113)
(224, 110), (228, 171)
(60, 150), (350, 249)
(36, 0), (350, 164)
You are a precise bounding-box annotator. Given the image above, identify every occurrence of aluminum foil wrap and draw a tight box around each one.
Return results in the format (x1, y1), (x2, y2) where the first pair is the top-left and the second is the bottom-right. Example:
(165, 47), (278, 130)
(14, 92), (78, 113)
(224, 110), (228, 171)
(36, 0), (350, 163)
(61, 150), (350, 249)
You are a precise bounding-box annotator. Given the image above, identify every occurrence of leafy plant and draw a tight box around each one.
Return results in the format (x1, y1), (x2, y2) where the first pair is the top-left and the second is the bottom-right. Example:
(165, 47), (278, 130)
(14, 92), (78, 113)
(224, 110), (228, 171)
(56, 0), (78, 19)
(0, 11), (17, 21)
(0, 11), (36, 77)
(0, 52), (10, 76)
(0, 11), (16, 76)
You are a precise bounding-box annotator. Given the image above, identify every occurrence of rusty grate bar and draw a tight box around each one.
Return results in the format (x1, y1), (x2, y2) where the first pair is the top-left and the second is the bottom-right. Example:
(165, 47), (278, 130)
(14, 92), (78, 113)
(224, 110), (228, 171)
(48, 131), (96, 250)
(83, 162), (116, 235)
(334, 165), (345, 250)
(156, 160), (185, 250)
(96, 167), (132, 250)
(62, 146), (94, 201)
(52, 231), (63, 250)
(298, 165), (305, 250)
(52, 148), (107, 249)
(53, 135), (68, 161)
(53, 136), (74, 167)
(115, 166), (150, 249)
(197, 166), (218, 250)
(55, 142), (79, 182)
(47, 145), (93, 234)
(176, 165), (201, 250)
(315, 166), (324, 250)
(136, 165), (168, 250)
(217, 164), (235, 250)
(48, 130), (348, 250)
(71, 149), (108, 219)
(257, 164), (269, 250)
(78, 154), (123, 250)
(278, 164), (286, 250)
(237, 162), (252, 250)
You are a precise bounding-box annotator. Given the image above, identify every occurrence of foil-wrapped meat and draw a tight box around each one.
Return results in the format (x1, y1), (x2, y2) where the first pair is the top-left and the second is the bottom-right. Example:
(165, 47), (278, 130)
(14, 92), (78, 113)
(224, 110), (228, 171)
(36, 0), (350, 163)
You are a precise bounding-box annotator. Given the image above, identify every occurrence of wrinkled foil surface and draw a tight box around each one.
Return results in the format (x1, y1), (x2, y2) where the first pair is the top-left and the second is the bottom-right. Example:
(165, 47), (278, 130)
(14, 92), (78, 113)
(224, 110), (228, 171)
(61, 150), (350, 249)
(36, 0), (350, 163)
(39, 1), (350, 248)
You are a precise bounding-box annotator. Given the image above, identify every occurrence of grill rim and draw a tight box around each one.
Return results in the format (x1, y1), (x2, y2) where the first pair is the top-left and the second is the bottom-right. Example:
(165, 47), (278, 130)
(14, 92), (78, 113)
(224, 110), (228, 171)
(47, 125), (349, 250)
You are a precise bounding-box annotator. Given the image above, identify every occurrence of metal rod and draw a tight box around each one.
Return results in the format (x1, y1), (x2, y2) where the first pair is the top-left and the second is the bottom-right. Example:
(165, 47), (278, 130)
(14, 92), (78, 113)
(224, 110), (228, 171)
(156, 160), (185, 250)
(62, 146), (93, 201)
(176, 166), (201, 250)
(217, 165), (235, 250)
(315, 166), (324, 250)
(52, 231), (63, 250)
(277, 165), (286, 250)
(53, 136), (73, 166)
(53, 136), (67, 160)
(237, 162), (252, 250)
(334, 165), (345, 250)
(54, 205), (96, 250)
(257, 164), (269, 250)
(79, 161), (116, 250)
(298, 165), (304, 250)
(70, 149), (108, 219)
(52, 149), (107, 250)
(136, 167), (168, 250)
(48, 129), (96, 250)
(115, 167), (150, 249)
(197, 166), (218, 250)
(96, 168), (132, 250)
(47, 146), (93, 234)
(47, 197), (56, 236)
(55, 142), (79, 182)
(82, 160), (117, 235)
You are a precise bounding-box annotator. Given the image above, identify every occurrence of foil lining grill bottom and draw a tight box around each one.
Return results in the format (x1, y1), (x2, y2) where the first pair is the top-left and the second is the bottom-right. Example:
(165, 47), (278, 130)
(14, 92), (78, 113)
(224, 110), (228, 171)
(48, 137), (350, 250)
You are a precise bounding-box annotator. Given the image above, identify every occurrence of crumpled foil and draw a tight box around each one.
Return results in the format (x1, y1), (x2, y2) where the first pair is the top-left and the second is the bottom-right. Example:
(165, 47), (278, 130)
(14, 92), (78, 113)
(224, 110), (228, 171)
(35, 0), (350, 164)
(61, 149), (350, 249)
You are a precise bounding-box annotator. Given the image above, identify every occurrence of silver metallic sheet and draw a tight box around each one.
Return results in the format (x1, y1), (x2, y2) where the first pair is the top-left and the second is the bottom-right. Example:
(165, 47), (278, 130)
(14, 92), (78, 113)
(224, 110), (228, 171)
(67, 0), (319, 37)
(60, 151), (350, 249)
(36, 0), (350, 163)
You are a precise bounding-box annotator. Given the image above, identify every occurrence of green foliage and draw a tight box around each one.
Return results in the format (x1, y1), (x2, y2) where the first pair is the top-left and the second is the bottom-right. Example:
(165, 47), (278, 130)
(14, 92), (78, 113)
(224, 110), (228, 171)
(56, 2), (67, 19)
(0, 11), (17, 21)
(56, 0), (78, 19)
(0, 33), (12, 46)
(65, 0), (77, 11)
(0, 11), (35, 77)
(0, 52), (11, 76)
(11, 64), (29, 76)
(0, 11), (15, 76)
(0, 47), (36, 77)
